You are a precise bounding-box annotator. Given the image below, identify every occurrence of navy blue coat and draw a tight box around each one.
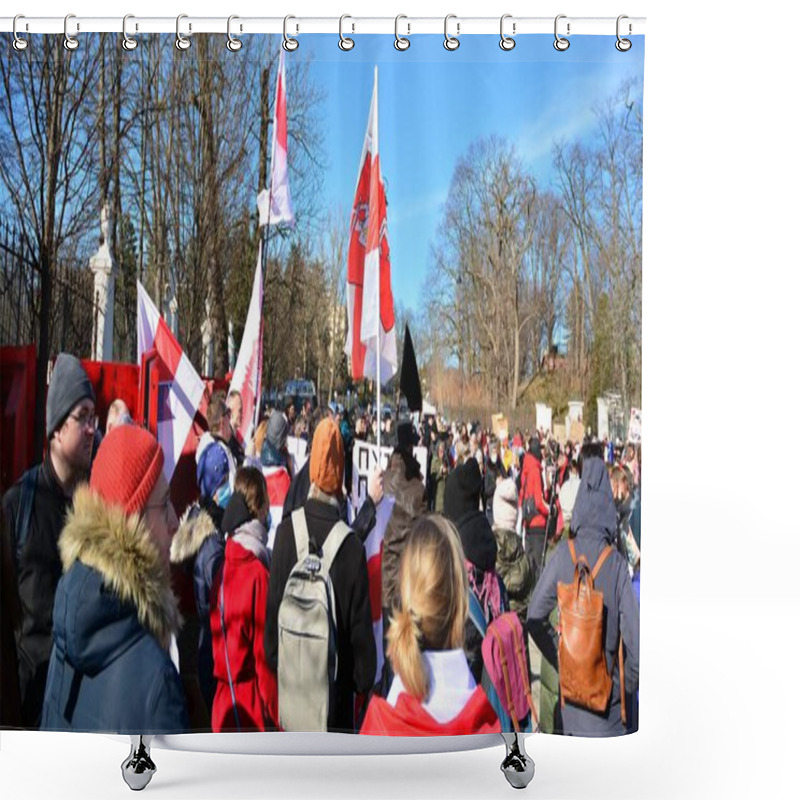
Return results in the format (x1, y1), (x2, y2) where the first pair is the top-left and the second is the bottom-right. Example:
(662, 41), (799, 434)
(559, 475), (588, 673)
(40, 486), (188, 734)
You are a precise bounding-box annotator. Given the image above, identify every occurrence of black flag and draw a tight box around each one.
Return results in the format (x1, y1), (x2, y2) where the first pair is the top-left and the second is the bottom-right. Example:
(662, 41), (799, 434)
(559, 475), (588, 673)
(400, 323), (422, 413)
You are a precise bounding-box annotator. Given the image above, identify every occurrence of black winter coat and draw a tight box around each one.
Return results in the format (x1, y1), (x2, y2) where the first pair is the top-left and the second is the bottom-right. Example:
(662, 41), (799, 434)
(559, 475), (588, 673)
(1, 452), (74, 726)
(265, 497), (376, 732)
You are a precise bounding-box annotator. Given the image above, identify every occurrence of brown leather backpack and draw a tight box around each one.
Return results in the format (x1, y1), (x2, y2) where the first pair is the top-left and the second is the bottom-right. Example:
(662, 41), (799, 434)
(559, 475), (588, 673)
(557, 539), (625, 721)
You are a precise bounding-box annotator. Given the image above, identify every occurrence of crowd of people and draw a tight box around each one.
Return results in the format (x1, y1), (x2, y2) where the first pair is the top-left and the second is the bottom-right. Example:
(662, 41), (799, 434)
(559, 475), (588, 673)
(0, 352), (640, 738)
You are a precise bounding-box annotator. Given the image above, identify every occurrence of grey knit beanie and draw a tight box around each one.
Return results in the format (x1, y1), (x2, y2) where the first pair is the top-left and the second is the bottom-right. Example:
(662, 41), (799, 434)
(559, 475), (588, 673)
(46, 354), (95, 438)
(266, 410), (289, 452)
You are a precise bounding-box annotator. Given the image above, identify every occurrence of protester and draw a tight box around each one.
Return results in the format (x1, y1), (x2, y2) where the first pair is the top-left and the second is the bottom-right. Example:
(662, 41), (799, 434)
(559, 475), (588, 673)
(0, 507), (22, 726)
(484, 436), (507, 522)
(360, 515), (500, 736)
(443, 458), (505, 684)
(265, 418), (375, 732)
(226, 389), (246, 465)
(105, 397), (132, 433)
(519, 436), (550, 585)
(381, 420), (428, 620)
(491, 478), (533, 623)
(210, 467), (277, 731)
(1, 353), (96, 727)
(559, 459), (582, 537)
(527, 455), (640, 736)
(429, 439), (449, 513)
(40, 425), (188, 733)
(172, 438), (232, 715)
(260, 409), (292, 549)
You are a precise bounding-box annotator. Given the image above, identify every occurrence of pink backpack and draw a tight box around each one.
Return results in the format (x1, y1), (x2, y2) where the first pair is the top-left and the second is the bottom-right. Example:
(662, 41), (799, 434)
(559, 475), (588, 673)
(481, 612), (539, 733)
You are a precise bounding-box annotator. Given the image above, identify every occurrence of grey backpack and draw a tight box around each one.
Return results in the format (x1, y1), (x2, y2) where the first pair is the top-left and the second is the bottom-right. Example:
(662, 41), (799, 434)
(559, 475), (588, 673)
(278, 509), (351, 731)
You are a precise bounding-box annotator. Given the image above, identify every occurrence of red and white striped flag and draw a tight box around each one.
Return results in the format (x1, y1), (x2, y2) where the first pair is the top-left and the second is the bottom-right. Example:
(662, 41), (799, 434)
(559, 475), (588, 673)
(257, 48), (295, 228)
(228, 245), (263, 448)
(137, 281), (205, 482)
(345, 67), (398, 384)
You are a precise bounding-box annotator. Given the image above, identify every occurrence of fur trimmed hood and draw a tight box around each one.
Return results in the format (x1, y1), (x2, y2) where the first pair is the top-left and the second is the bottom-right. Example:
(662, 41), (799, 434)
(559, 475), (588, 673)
(58, 486), (181, 653)
(170, 504), (218, 564)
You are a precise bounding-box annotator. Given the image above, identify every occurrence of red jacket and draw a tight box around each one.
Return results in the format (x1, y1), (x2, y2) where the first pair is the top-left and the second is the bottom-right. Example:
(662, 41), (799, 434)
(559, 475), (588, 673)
(360, 688), (500, 736)
(520, 453), (549, 530)
(210, 537), (277, 731)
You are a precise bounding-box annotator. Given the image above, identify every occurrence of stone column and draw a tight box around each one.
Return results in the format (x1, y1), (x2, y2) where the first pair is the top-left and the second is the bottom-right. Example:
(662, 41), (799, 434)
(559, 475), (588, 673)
(89, 204), (116, 362)
(597, 396), (610, 441)
(201, 298), (213, 376)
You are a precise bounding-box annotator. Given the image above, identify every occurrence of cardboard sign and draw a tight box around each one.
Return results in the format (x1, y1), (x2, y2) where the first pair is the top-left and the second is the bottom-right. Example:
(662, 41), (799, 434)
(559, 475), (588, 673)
(286, 436), (308, 475)
(491, 413), (509, 441)
(628, 408), (642, 444)
(351, 439), (428, 512)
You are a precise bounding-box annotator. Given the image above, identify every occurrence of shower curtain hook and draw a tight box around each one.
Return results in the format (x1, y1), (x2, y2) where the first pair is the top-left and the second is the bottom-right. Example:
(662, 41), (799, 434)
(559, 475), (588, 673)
(283, 16), (299, 51)
(554, 14), (570, 51)
(63, 14), (79, 51)
(444, 14), (460, 51)
(122, 15), (138, 51)
(12, 15), (29, 51)
(394, 15), (410, 51)
(175, 14), (191, 51)
(339, 15), (355, 51)
(499, 14), (516, 51)
(227, 15), (243, 51)
(616, 15), (632, 51)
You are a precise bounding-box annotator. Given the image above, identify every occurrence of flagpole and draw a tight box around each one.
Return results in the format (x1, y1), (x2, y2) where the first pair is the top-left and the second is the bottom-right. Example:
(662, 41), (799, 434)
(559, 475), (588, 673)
(374, 65), (381, 455)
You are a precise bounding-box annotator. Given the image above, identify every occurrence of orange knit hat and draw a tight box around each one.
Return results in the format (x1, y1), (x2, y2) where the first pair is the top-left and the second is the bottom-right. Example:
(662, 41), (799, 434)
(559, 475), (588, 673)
(309, 418), (344, 495)
(90, 425), (164, 515)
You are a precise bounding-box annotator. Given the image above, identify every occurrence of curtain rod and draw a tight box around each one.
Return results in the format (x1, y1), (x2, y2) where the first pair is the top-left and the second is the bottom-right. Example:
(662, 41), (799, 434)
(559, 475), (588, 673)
(0, 16), (646, 36)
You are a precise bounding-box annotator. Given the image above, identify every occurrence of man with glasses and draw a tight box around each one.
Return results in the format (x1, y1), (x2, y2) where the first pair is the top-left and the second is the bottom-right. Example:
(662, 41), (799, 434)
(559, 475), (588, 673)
(1, 352), (96, 727)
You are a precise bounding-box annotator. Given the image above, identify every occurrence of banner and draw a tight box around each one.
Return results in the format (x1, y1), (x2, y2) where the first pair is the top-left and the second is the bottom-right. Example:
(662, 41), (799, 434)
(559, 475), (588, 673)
(629, 407), (642, 444)
(286, 435), (308, 476)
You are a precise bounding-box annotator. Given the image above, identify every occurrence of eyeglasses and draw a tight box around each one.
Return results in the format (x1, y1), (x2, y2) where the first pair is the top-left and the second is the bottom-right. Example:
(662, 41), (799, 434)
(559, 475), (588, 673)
(69, 410), (98, 431)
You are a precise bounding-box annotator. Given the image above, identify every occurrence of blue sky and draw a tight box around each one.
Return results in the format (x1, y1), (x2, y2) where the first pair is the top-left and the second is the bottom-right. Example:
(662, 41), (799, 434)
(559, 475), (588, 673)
(296, 34), (645, 313)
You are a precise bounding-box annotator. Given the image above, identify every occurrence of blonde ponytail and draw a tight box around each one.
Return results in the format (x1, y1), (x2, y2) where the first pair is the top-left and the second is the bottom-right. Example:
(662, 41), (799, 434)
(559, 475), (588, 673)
(386, 514), (468, 702)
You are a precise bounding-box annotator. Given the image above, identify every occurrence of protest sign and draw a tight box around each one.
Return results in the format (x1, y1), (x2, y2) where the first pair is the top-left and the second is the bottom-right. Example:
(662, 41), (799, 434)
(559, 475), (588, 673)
(351, 439), (428, 511)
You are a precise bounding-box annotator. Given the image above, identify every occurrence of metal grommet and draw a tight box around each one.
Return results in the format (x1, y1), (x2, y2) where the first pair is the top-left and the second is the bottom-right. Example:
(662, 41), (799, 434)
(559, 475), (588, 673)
(122, 15), (138, 51)
(499, 14), (515, 51)
(12, 15), (29, 51)
(444, 14), (460, 51)
(339, 15), (354, 51)
(394, 15), (410, 51)
(283, 16), (299, 51)
(63, 14), (79, 51)
(616, 14), (632, 51)
(554, 14), (570, 51)
(175, 14), (191, 51)
(227, 15), (243, 52)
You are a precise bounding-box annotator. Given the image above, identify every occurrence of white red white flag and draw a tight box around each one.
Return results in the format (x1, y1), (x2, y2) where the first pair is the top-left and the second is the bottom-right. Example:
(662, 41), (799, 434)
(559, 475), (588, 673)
(137, 281), (205, 482)
(258, 49), (294, 228)
(345, 67), (397, 385)
(228, 245), (263, 448)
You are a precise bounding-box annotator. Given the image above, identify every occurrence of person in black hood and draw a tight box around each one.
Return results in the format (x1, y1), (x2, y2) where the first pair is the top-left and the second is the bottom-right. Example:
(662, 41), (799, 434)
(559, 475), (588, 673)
(443, 458), (507, 683)
(527, 456), (639, 736)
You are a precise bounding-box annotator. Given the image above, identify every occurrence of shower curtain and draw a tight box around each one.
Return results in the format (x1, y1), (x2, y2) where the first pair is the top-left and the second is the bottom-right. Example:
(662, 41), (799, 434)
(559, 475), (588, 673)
(0, 27), (644, 740)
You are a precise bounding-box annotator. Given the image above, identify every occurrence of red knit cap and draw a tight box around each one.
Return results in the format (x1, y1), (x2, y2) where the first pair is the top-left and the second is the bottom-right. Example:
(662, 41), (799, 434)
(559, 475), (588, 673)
(90, 425), (164, 515)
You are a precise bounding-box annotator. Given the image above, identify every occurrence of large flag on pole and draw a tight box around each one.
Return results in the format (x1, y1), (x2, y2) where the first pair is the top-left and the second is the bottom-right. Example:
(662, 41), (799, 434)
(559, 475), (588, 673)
(228, 245), (263, 448)
(257, 48), (294, 228)
(345, 66), (398, 385)
(137, 281), (205, 482)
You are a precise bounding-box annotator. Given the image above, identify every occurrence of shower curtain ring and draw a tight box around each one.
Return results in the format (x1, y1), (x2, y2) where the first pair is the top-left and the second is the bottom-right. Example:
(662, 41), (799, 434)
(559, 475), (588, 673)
(499, 14), (516, 51)
(616, 15), (632, 51)
(175, 14), (191, 50)
(227, 15), (243, 51)
(554, 14), (570, 51)
(63, 14), (79, 51)
(394, 15), (410, 50)
(283, 16), (299, 51)
(444, 14), (460, 51)
(12, 15), (29, 51)
(122, 15), (138, 51)
(339, 15), (354, 51)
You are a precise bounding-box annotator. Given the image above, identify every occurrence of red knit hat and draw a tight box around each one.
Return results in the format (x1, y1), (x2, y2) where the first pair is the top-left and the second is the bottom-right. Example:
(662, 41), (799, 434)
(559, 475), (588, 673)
(90, 425), (164, 515)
